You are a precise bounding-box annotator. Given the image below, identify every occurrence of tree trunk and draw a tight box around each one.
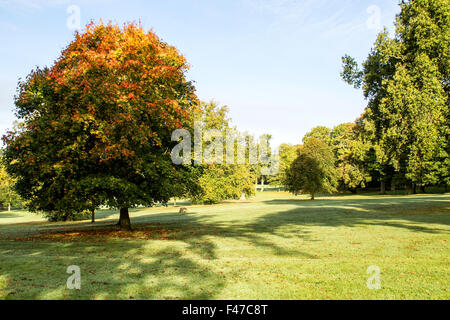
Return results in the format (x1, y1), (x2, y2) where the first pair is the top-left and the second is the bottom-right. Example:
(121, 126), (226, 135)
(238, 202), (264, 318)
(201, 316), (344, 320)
(118, 207), (132, 231)
(380, 180), (386, 195)
(173, 198), (177, 207)
(420, 185), (425, 193)
(311, 193), (315, 200)
(405, 183), (412, 195)
(261, 176), (265, 191)
(412, 183), (417, 194)
(7, 203), (10, 212)
(91, 209), (95, 223)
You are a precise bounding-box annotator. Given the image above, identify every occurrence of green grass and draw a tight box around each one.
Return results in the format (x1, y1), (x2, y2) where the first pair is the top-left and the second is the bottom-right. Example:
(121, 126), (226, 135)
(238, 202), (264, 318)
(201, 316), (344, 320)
(0, 192), (449, 300)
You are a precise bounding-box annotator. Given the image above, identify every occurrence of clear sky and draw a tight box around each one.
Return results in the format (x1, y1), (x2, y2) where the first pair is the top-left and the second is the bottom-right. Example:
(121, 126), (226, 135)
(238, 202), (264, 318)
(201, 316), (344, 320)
(0, 0), (401, 147)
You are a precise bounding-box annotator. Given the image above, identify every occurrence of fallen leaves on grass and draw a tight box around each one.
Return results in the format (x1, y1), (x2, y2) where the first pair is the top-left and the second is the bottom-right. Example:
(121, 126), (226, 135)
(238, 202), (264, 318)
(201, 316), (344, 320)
(5, 224), (211, 243)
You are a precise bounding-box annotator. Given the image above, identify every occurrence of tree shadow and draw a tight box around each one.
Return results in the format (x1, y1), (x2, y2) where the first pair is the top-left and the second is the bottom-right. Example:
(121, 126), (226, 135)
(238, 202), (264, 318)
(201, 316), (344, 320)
(0, 238), (225, 300)
(262, 195), (450, 234)
(0, 213), (19, 219)
(1, 194), (448, 299)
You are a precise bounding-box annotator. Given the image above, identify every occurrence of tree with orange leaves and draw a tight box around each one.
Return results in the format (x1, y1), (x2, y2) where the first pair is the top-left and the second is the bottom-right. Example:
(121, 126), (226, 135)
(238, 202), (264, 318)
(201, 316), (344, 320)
(2, 22), (198, 230)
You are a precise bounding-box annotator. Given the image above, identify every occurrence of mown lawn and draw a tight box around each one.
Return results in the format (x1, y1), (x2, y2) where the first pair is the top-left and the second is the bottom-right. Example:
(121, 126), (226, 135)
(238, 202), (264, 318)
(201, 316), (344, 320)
(0, 192), (449, 300)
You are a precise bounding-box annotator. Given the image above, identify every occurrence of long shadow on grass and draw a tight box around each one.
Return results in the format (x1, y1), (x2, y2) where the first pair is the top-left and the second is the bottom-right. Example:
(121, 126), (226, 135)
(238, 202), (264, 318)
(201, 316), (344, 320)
(1, 194), (448, 299)
(262, 195), (450, 234)
(0, 238), (225, 300)
(0, 208), (319, 299)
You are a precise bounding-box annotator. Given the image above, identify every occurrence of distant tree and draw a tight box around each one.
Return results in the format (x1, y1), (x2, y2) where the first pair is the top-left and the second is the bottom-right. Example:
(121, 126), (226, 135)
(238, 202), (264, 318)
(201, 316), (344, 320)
(189, 101), (256, 204)
(253, 133), (275, 192)
(267, 143), (301, 188)
(191, 164), (255, 204)
(285, 138), (338, 200)
(0, 159), (21, 211)
(303, 126), (332, 145)
(2, 22), (198, 229)
(192, 100), (231, 132)
(331, 123), (372, 192)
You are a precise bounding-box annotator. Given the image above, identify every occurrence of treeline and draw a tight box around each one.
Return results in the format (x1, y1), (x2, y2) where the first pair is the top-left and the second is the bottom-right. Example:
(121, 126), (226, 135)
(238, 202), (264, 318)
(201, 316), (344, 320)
(270, 0), (449, 199)
(268, 123), (371, 199)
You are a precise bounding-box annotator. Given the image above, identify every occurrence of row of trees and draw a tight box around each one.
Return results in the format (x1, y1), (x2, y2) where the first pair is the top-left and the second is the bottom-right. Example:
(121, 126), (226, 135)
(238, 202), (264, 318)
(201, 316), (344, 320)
(341, 0), (449, 194)
(273, 123), (372, 200)
(274, 0), (448, 200)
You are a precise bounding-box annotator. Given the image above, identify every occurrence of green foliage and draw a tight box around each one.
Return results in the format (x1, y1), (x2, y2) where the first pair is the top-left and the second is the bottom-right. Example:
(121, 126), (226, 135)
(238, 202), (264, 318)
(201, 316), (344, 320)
(0, 158), (22, 210)
(267, 143), (301, 186)
(341, 0), (449, 189)
(296, 124), (372, 193)
(340, 55), (364, 89)
(189, 100), (256, 204)
(43, 209), (91, 222)
(303, 126), (332, 145)
(191, 164), (255, 204)
(284, 138), (338, 200)
(331, 123), (372, 191)
(192, 100), (231, 131)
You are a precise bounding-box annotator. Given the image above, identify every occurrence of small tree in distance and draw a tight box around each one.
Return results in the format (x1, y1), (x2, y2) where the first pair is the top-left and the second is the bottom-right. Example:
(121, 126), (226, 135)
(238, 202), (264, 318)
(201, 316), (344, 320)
(284, 138), (338, 200)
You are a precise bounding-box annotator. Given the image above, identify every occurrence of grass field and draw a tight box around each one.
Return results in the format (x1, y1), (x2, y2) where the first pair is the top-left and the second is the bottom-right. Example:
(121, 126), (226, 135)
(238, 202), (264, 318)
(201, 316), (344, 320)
(0, 191), (449, 300)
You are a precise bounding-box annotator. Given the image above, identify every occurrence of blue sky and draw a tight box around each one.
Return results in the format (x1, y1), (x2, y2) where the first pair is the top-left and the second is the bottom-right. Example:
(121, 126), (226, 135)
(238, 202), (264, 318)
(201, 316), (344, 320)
(0, 0), (400, 147)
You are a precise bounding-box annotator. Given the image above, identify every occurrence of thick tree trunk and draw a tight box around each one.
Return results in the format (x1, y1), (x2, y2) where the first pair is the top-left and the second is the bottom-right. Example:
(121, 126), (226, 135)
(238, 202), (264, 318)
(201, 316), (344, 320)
(412, 183), (417, 194)
(261, 176), (265, 191)
(91, 209), (95, 223)
(118, 207), (132, 231)
(311, 193), (315, 200)
(380, 180), (386, 195)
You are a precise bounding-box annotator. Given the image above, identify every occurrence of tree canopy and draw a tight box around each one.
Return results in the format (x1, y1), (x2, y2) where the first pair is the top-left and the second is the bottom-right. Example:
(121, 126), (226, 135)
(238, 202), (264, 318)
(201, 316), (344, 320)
(2, 22), (198, 229)
(284, 138), (338, 200)
(341, 0), (449, 191)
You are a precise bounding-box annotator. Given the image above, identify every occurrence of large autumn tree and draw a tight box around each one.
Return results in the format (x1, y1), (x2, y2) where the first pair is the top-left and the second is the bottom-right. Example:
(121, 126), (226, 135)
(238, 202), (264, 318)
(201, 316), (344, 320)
(2, 22), (198, 229)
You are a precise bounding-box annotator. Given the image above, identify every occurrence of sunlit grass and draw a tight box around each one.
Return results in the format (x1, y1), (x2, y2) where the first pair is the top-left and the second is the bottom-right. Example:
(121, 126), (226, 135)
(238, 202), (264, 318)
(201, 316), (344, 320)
(0, 191), (449, 300)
